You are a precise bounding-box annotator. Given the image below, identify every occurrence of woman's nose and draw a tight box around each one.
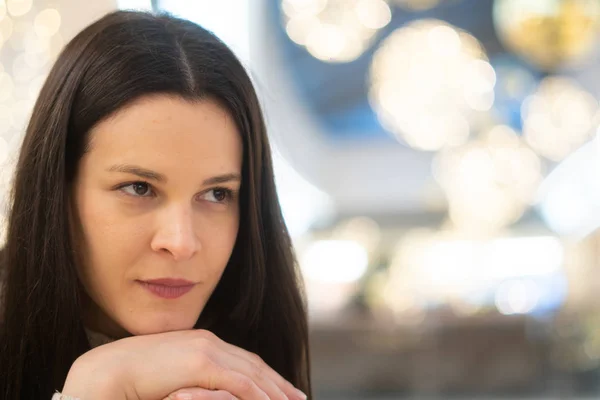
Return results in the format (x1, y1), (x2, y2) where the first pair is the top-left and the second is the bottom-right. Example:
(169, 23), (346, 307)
(150, 204), (199, 261)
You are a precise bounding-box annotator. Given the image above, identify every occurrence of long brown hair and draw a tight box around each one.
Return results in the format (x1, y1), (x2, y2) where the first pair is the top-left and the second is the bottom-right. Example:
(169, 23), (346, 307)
(0, 10), (311, 399)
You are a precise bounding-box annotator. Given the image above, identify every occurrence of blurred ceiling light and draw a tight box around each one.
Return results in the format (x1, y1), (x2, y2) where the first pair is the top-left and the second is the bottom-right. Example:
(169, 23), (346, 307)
(282, 0), (328, 17)
(34, 8), (61, 38)
(0, 14), (14, 46)
(0, 15), (6, 49)
(21, 28), (55, 70)
(0, 136), (7, 165)
(0, 106), (10, 135)
(331, 216), (381, 253)
(495, 279), (541, 315)
(388, 230), (563, 308)
(24, 49), (50, 69)
(382, 284), (425, 319)
(487, 236), (564, 278)
(369, 20), (494, 151)
(300, 239), (369, 283)
(7, 130), (22, 154)
(282, 0), (391, 63)
(0, 72), (14, 102)
(494, 0), (600, 71)
(27, 74), (44, 99)
(24, 29), (49, 52)
(304, 278), (360, 318)
(356, 0), (392, 29)
(48, 32), (64, 59)
(386, 228), (471, 305)
(377, 242), (428, 317)
(364, 270), (392, 312)
(536, 136), (600, 238)
(434, 125), (543, 232)
(12, 52), (37, 83)
(9, 21), (32, 52)
(10, 100), (32, 129)
(522, 76), (598, 162)
(7, 0), (32, 17)
(392, 0), (442, 11)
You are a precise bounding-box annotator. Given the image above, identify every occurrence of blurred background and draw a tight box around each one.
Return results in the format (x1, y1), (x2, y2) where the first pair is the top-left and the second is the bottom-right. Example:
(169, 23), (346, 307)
(2, 0), (600, 398)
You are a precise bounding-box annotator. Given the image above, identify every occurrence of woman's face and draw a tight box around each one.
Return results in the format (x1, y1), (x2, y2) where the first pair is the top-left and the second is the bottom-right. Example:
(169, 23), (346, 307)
(72, 95), (243, 337)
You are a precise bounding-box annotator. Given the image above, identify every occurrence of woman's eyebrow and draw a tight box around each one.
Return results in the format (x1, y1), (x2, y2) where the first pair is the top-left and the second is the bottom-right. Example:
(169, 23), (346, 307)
(107, 164), (241, 185)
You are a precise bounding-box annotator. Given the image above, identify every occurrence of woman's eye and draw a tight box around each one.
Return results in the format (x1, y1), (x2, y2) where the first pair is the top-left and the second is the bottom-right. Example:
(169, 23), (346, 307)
(203, 188), (232, 203)
(118, 183), (232, 202)
(121, 182), (153, 197)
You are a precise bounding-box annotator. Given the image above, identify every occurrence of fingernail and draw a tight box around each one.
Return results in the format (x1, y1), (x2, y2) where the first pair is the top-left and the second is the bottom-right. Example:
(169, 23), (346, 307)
(294, 389), (307, 400)
(175, 394), (193, 400)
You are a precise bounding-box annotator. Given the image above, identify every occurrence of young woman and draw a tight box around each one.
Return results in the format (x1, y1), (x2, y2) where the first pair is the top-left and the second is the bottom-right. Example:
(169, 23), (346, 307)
(0, 10), (311, 400)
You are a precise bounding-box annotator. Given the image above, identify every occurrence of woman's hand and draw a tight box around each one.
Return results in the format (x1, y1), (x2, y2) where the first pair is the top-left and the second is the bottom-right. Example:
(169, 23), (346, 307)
(61, 329), (307, 400)
(164, 387), (237, 400)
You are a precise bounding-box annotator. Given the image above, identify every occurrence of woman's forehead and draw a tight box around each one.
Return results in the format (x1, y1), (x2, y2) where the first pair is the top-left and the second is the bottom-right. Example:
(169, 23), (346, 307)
(83, 95), (243, 178)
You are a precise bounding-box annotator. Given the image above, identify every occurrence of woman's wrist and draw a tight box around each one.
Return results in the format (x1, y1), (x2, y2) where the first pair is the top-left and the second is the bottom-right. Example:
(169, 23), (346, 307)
(62, 353), (126, 400)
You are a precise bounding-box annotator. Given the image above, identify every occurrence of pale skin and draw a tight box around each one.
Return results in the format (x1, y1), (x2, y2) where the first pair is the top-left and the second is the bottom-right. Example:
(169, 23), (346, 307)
(62, 95), (306, 400)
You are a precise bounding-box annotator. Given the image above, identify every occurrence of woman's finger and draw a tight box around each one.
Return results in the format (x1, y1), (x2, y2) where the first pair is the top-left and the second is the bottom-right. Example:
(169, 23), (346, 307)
(214, 349), (290, 400)
(195, 358), (269, 400)
(224, 345), (305, 400)
(165, 387), (239, 400)
(198, 330), (305, 400)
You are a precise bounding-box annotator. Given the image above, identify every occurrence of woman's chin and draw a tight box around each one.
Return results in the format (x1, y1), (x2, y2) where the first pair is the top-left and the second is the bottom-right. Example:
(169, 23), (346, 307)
(124, 315), (199, 336)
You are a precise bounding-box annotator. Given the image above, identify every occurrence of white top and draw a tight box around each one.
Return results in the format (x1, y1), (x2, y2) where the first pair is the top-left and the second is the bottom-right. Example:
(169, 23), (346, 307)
(52, 393), (80, 400)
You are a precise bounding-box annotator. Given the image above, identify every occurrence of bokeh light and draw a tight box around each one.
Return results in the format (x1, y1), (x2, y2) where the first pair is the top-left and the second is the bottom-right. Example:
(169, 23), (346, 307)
(522, 76), (598, 161)
(434, 125), (543, 232)
(34, 8), (61, 38)
(369, 19), (495, 151)
(0, 1), (6, 21)
(392, 0), (443, 11)
(494, 0), (600, 71)
(0, 71), (14, 102)
(381, 229), (564, 316)
(301, 239), (369, 283)
(300, 238), (369, 317)
(331, 216), (381, 253)
(9, 21), (32, 52)
(282, 0), (391, 63)
(495, 279), (541, 315)
(0, 14), (14, 45)
(7, 0), (33, 18)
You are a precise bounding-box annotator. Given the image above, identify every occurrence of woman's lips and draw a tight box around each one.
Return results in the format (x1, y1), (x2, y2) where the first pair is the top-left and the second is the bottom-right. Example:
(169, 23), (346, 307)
(137, 278), (196, 299)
